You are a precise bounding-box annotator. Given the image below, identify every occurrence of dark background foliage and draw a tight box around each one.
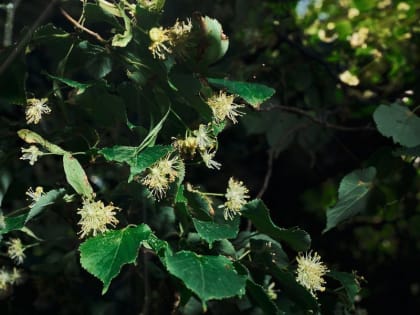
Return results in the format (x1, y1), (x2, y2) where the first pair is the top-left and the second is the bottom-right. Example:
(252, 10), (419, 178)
(0, 0), (419, 314)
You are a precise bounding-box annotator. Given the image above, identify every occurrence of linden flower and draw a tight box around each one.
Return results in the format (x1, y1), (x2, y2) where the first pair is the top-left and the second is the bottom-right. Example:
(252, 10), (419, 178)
(138, 0), (164, 11)
(296, 251), (329, 298)
(20, 145), (43, 166)
(339, 70), (360, 86)
(200, 150), (221, 170)
(170, 18), (193, 39)
(220, 177), (250, 220)
(77, 199), (120, 239)
(10, 267), (23, 285)
(348, 8), (360, 19)
(266, 282), (278, 300)
(169, 18), (193, 58)
(149, 27), (172, 59)
(6, 238), (26, 265)
(173, 136), (199, 157)
(157, 154), (182, 182)
(0, 268), (11, 291)
(397, 2), (410, 11)
(377, 0), (391, 9)
(193, 124), (215, 150)
(349, 27), (369, 48)
(25, 98), (51, 124)
(26, 186), (45, 207)
(207, 91), (245, 124)
(141, 155), (182, 199)
(142, 166), (169, 199)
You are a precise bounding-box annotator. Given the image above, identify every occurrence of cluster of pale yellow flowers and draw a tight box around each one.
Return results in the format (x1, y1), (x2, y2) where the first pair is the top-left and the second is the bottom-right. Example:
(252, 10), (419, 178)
(0, 267), (23, 292)
(141, 154), (183, 200)
(138, 0), (165, 12)
(206, 91), (245, 124)
(148, 18), (192, 59)
(20, 97), (50, 166)
(173, 124), (221, 170)
(0, 238), (25, 293)
(25, 186), (45, 207)
(219, 177), (250, 220)
(186, 176), (250, 221)
(349, 27), (369, 48)
(295, 251), (329, 298)
(25, 98), (51, 125)
(20, 145), (44, 166)
(77, 198), (121, 239)
(339, 70), (360, 86)
(6, 238), (26, 265)
(0, 189), (44, 292)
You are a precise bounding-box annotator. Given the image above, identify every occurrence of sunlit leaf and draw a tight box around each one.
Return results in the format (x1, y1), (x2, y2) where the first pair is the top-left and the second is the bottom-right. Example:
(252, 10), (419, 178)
(80, 224), (152, 294)
(165, 251), (247, 304)
(192, 217), (240, 247)
(374, 104), (420, 148)
(63, 154), (94, 199)
(207, 78), (275, 108)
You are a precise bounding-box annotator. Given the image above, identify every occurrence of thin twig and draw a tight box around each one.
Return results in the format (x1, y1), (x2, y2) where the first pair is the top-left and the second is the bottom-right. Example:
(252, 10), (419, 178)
(262, 104), (376, 132)
(246, 149), (274, 230)
(0, 0), (57, 77)
(256, 150), (274, 200)
(60, 8), (106, 43)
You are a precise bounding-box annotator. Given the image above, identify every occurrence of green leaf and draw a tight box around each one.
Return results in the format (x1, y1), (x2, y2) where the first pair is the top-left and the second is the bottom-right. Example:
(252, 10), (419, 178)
(197, 16), (229, 65)
(353, 0), (376, 11)
(98, 145), (174, 182)
(268, 264), (319, 312)
(0, 189), (65, 234)
(0, 214), (27, 235)
(250, 235), (289, 268)
(84, 3), (121, 28)
(79, 224), (152, 294)
(207, 78), (275, 108)
(165, 251), (247, 304)
(98, 0), (123, 17)
(45, 73), (91, 93)
(129, 145), (174, 181)
(242, 199), (311, 251)
(192, 217), (240, 247)
(373, 104), (420, 148)
(63, 154), (94, 199)
(17, 129), (66, 155)
(324, 167), (376, 233)
(99, 145), (137, 163)
(75, 86), (126, 126)
(26, 188), (66, 222)
(246, 280), (280, 315)
(169, 73), (212, 121)
(328, 271), (361, 307)
(136, 108), (171, 153)
(184, 189), (213, 221)
(111, 4), (133, 47)
(145, 232), (171, 260)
